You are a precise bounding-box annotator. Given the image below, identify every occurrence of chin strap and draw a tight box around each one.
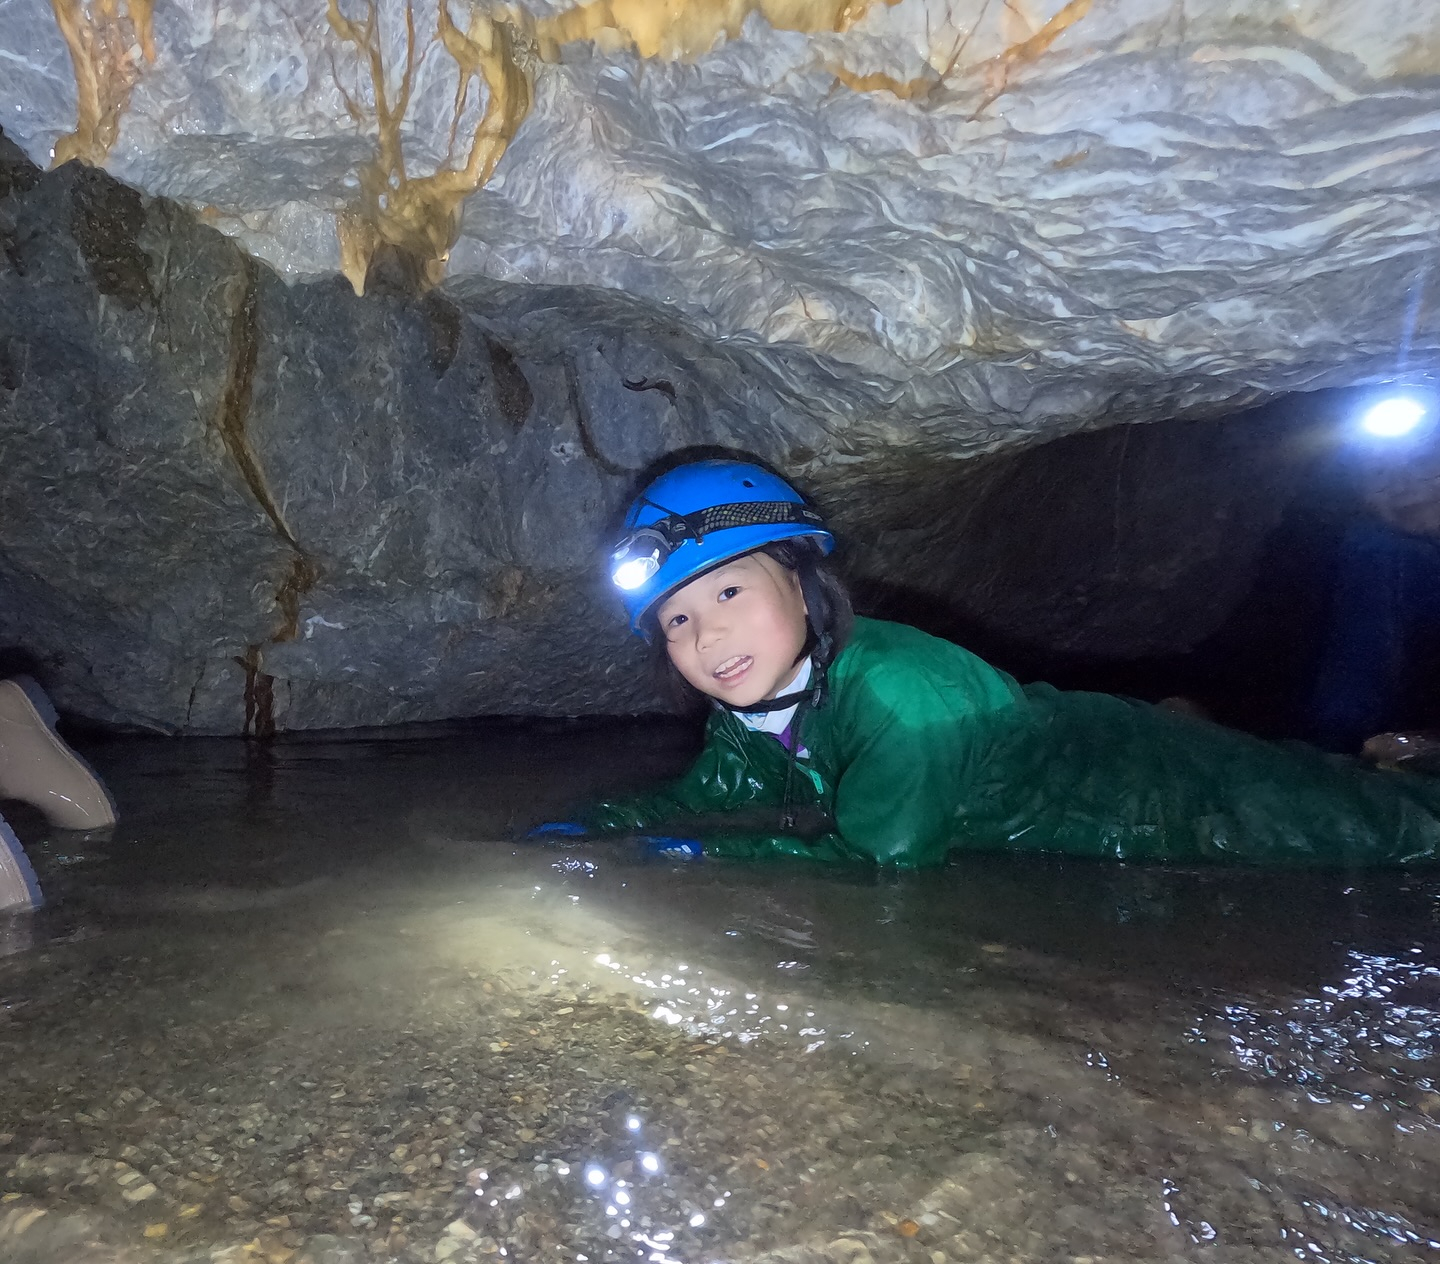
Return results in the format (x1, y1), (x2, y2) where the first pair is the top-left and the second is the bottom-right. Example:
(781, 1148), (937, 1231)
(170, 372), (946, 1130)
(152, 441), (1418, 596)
(715, 631), (833, 716)
(716, 686), (806, 716)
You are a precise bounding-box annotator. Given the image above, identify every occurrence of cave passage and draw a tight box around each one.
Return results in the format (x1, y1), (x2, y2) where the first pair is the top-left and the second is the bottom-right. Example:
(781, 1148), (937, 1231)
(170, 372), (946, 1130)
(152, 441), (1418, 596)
(3, 723), (1440, 1263)
(846, 391), (1440, 754)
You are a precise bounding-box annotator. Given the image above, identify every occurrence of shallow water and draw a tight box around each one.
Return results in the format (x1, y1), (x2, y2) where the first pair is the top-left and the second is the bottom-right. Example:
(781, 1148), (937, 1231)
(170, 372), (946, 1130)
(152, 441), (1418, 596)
(3, 721), (1440, 1264)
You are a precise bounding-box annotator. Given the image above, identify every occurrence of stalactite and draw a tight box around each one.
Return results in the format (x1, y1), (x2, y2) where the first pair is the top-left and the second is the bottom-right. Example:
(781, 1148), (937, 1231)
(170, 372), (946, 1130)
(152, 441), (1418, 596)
(329, 0), (533, 295)
(49, 0), (156, 167)
(325, 0), (919, 294)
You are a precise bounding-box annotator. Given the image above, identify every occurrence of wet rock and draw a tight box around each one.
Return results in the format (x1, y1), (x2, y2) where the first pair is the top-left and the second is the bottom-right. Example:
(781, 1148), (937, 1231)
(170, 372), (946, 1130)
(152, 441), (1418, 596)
(8, 1), (1440, 442)
(1, 134), (1336, 733)
(120, 1181), (158, 1203)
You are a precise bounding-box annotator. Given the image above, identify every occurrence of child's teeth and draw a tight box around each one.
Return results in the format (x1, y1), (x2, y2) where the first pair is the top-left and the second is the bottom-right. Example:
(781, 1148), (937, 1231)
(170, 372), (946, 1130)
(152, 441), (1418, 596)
(715, 656), (748, 678)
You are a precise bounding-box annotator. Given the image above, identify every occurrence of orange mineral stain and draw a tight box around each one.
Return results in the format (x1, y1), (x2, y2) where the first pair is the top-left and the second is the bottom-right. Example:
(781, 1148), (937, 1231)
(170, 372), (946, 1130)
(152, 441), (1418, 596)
(326, 0), (912, 292)
(328, 0), (532, 294)
(49, 0), (156, 167)
(533, 0), (897, 61)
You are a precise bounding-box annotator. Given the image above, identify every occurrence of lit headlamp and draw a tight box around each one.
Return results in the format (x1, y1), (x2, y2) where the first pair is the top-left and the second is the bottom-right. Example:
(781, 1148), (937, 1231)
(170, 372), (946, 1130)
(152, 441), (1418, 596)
(1350, 382), (1439, 444)
(609, 524), (684, 591)
(1359, 395), (1430, 439)
(608, 500), (826, 592)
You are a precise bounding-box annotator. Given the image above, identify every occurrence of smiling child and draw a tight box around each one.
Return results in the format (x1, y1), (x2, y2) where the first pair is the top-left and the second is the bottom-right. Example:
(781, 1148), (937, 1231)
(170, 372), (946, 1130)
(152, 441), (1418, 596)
(534, 458), (1440, 868)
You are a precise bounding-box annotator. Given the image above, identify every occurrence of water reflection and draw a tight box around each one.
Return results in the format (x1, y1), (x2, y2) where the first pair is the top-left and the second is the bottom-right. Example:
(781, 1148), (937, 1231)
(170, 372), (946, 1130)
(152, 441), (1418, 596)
(1191, 948), (1440, 1107)
(3, 724), (1440, 1261)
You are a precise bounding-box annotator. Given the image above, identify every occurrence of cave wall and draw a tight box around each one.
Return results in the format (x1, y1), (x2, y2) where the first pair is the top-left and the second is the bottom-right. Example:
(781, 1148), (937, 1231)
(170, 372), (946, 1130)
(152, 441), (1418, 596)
(2, 138), (1320, 732)
(836, 404), (1318, 670)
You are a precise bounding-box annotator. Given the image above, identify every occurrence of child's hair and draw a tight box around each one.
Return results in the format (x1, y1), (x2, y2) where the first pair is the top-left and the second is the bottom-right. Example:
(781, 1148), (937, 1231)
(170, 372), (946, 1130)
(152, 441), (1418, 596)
(645, 538), (854, 708)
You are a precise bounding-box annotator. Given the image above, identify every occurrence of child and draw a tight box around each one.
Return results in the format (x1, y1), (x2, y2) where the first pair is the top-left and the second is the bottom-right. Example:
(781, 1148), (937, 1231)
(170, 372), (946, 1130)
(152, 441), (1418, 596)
(536, 459), (1440, 867)
(0, 676), (117, 910)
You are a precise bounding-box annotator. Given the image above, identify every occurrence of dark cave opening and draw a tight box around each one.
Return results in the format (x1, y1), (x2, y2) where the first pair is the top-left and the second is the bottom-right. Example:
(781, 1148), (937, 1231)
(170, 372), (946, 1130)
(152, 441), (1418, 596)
(845, 391), (1440, 753)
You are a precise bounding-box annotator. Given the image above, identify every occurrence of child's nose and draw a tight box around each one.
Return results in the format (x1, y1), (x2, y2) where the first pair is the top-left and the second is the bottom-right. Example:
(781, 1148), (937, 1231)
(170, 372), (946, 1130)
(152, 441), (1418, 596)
(694, 611), (726, 650)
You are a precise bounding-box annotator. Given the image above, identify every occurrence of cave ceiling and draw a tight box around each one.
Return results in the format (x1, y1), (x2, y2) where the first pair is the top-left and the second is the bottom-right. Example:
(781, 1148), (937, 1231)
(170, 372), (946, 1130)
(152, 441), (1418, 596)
(7, 0), (1440, 448)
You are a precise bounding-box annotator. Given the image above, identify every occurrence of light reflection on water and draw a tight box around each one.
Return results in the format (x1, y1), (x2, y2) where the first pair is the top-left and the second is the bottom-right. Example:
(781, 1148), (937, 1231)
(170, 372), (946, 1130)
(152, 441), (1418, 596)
(2, 722), (1440, 1261)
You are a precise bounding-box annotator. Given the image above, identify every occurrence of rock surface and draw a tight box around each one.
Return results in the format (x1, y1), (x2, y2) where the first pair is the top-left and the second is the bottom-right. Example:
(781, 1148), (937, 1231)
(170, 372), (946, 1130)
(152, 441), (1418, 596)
(3, 0), (1440, 730)
(4, 0), (1440, 440)
(3, 135), (1319, 732)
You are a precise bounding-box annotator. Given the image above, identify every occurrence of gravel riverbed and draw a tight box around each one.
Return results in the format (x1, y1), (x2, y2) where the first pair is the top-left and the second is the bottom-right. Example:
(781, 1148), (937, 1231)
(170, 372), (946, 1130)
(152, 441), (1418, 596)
(3, 727), (1440, 1263)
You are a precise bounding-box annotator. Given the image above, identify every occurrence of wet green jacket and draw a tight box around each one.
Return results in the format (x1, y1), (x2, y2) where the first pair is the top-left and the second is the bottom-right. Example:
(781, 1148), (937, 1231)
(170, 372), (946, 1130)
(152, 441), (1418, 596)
(584, 617), (1440, 867)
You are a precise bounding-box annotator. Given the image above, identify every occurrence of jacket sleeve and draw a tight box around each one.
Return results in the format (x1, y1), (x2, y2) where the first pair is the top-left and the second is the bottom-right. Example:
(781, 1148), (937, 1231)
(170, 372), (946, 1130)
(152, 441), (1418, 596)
(698, 829), (875, 863)
(643, 669), (996, 867)
(585, 636), (1015, 867)
(700, 691), (978, 866)
(580, 715), (880, 863)
(580, 713), (777, 833)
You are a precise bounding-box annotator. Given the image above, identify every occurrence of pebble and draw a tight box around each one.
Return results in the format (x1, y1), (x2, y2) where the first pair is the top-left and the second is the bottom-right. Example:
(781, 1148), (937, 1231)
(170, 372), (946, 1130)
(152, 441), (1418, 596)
(828, 1239), (876, 1264)
(9, 1207), (47, 1236)
(121, 1181), (159, 1202)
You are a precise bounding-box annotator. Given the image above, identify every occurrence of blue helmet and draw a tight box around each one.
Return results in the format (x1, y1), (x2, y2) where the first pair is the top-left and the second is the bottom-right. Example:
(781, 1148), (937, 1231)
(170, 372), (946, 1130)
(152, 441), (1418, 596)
(609, 460), (835, 634)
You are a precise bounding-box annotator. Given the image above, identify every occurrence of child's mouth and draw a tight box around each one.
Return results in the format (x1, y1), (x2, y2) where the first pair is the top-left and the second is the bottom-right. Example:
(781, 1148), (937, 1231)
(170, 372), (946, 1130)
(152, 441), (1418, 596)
(712, 655), (752, 684)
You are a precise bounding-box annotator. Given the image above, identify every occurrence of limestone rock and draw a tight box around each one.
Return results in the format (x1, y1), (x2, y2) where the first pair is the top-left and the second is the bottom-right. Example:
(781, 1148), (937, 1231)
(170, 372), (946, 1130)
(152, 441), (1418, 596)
(0, 135), (821, 730)
(4, 0), (1440, 440)
(4, 0), (1440, 730)
(1, 137), (1322, 731)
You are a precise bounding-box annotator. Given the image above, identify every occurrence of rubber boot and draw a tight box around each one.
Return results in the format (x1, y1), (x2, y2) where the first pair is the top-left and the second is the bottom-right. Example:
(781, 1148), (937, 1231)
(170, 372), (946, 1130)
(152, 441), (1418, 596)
(0, 677), (117, 830)
(0, 809), (43, 912)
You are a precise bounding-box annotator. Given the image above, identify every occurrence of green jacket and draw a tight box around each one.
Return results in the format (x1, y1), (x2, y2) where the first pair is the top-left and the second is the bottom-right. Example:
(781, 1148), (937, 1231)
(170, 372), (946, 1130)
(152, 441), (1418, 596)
(584, 617), (1440, 867)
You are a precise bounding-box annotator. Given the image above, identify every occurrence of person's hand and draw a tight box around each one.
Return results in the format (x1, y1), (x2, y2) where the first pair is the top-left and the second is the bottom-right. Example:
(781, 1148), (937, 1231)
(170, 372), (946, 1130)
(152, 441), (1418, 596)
(525, 821), (589, 838)
(638, 836), (703, 858)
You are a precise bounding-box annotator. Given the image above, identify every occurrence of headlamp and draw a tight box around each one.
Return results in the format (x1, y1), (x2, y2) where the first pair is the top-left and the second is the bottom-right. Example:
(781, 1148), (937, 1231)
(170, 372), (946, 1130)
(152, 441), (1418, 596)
(609, 527), (671, 591)
(608, 499), (828, 594)
(1359, 395), (1429, 439)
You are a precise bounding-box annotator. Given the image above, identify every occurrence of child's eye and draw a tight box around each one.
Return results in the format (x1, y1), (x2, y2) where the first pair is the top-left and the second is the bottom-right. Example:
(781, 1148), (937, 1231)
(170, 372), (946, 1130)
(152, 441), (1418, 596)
(718, 586), (741, 601)
(666, 613), (688, 629)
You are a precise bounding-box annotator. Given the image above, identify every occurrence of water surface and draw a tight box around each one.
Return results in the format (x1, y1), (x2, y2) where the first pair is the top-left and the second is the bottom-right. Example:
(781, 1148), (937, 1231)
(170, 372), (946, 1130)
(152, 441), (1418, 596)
(3, 721), (1440, 1264)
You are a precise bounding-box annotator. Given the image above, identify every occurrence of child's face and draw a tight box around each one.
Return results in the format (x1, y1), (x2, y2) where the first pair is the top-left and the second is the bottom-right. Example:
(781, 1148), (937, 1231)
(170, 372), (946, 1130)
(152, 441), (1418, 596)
(655, 553), (810, 709)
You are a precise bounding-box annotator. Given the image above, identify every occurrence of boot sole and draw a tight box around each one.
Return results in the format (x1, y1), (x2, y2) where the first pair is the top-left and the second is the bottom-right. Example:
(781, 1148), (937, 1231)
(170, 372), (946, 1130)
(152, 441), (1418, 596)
(0, 814), (44, 911)
(4, 677), (118, 829)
